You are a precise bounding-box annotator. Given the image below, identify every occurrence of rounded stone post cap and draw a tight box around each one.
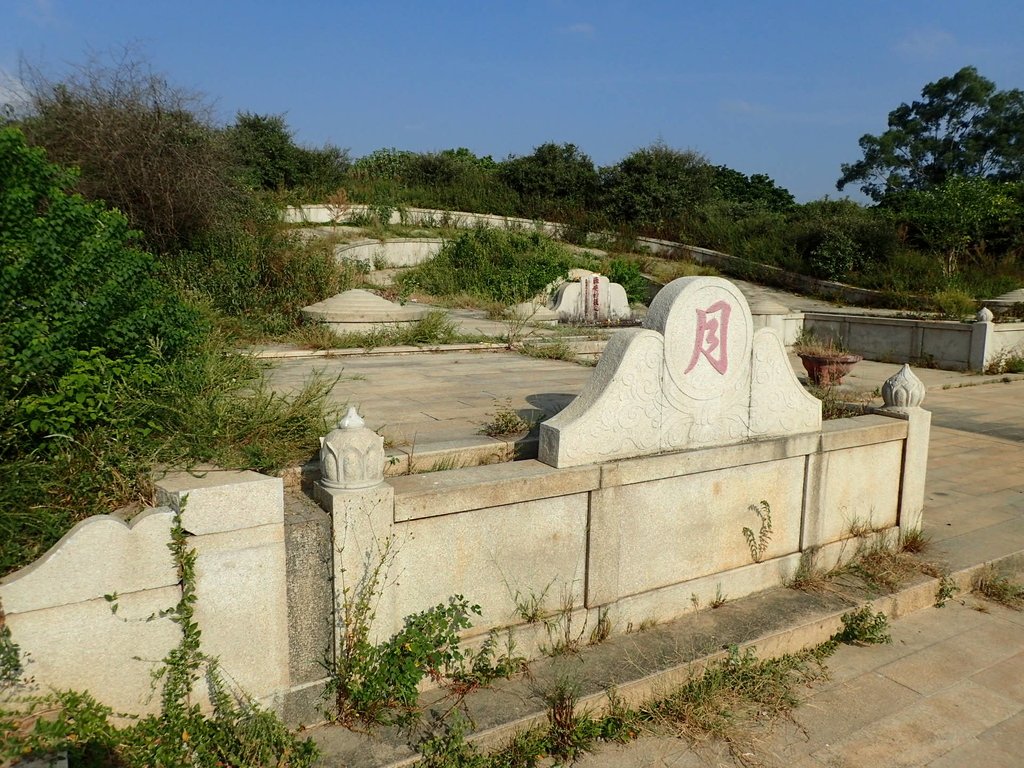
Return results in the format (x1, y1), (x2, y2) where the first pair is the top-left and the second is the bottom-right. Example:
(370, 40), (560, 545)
(882, 364), (926, 410)
(319, 407), (384, 490)
(976, 307), (994, 323)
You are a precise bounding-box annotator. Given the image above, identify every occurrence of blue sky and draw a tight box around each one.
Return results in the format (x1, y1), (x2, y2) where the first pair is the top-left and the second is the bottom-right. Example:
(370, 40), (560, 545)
(4, 0), (1023, 202)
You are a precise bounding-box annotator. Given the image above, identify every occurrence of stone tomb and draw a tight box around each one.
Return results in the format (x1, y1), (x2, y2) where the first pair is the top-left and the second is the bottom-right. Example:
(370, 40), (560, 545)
(540, 276), (821, 467)
(549, 271), (632, 323)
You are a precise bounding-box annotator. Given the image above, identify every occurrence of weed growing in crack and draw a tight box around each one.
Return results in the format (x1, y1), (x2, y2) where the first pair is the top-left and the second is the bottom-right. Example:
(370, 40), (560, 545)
(479, 398), (530, 438)
(589, 607), (612, 645)
(831, 606), (892, 646)
(742, 500), (773, 563)
(899, 528), (930, 554)
(511, 582), (552, 624)
(973, 566), (1024, 610)
(934, 574), (959, 607)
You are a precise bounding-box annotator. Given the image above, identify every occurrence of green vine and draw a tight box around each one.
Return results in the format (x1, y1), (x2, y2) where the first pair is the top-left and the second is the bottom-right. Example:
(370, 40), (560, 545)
(0, 497), (320, 767)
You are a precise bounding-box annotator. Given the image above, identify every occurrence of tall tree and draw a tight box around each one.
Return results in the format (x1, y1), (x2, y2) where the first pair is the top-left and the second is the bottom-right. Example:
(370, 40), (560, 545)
(837, 66), (1024, 202)
(601, 142), (715, 233)
(499, 142), (600, 216)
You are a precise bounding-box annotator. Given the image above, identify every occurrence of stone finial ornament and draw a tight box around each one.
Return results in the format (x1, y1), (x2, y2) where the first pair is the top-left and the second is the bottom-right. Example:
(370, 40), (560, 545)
(881, 364), (926, 410)
(976, 307), (994, 323)
(319, 407), (384, 490)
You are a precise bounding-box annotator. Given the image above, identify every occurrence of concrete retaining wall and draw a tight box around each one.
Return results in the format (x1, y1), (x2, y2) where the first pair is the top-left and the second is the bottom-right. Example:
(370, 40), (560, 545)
(334, 237), (444, 268)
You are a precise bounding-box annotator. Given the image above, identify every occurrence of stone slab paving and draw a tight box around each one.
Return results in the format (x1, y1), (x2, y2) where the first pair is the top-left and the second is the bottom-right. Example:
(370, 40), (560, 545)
(575, 598), (1024, 768)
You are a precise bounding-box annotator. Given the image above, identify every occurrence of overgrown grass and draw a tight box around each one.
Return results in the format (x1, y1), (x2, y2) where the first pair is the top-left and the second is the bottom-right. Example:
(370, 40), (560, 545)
(414, 608), (892, 768)
(296, 311), (488, 351)
(398, 228), (573, 306)
(788, 528), (935, 598)
(0, 338), (338, 576)
(162, 207), (362, 340)
(973, 566), (1024, 610)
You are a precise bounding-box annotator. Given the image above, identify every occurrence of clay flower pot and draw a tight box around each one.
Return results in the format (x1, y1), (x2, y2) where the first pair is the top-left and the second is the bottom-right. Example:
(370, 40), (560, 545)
(798, 352), (863, 386)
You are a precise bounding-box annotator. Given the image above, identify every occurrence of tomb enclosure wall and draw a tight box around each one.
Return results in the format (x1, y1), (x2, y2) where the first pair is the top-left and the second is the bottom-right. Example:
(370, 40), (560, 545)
(317, 407), (924, 655)
(804, 312), (1024, 372)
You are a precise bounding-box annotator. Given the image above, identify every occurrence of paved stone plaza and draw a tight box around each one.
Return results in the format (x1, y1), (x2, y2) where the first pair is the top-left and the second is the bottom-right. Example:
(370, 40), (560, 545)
(263, 341), (1024, 767)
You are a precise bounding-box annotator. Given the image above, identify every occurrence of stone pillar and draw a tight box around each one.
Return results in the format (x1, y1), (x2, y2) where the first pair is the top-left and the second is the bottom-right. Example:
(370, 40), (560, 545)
(969, 307), (994, 372)
(878, 365), (931, 532)
(315, 408), (399, 649)
(155, 470), (291, 712)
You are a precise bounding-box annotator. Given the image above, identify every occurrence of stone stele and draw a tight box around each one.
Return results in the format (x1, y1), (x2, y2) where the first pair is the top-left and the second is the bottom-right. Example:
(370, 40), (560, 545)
(539, 276), (821, 467)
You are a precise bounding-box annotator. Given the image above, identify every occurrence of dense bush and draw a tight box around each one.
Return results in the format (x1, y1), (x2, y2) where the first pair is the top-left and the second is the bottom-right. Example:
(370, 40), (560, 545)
(499, 142), (601, 219)
(162, 199), (358, 337)
(0, 127), (204, 441)
(228, 111), (349, 197)
(601, 143), (717, 236)
(0, 129), (336, 576)
(400, 228), (573, 304)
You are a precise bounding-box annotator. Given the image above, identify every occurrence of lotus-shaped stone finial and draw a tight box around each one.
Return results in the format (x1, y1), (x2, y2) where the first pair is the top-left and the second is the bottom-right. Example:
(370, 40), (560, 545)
(319, 407), (384, 490)
(882, 364), (925, 410)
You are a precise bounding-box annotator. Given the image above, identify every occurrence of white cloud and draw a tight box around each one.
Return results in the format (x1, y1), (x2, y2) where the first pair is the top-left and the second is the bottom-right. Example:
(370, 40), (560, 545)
(894, 27), (956, 60)
(562, 22), (596, 37)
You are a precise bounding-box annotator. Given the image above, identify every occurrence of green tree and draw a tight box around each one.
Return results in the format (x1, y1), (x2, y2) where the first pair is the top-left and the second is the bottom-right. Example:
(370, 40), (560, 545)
(0, 127), (203, 439)
(838, 66), (1024, 202)
(710, 166), (795, 212)
(601, 142), (716, 234)
(895, 176), (1019, 277)
(499, 142), (600, 217)
(229, 112), (303, 189)
(228, 112), (349, 193)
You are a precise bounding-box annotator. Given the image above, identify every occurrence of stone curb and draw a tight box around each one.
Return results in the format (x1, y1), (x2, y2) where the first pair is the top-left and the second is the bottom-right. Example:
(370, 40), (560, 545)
(251, 342), (512, 359)
(361, 550), (1024, 768)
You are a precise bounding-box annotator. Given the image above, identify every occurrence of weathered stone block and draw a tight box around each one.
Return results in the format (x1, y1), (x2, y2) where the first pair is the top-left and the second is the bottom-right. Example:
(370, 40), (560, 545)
(155, 470), (283, 535)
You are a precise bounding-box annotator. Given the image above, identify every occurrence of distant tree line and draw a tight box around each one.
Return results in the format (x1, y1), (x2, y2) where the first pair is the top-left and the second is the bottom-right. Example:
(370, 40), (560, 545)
(4, 56), (1023, 299)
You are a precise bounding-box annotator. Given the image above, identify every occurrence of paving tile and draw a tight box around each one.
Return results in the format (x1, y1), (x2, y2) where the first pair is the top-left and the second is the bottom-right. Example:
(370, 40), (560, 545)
(810, 679), (1021, 767)
(877, 615), (1024, 695)
(926, 736), (1020, 768)
(762, 672), (921, 759)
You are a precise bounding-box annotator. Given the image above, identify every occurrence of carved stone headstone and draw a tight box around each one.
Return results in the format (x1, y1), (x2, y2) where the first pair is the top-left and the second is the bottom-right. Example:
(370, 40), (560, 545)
(538, 276), (821, 467)
(319, 407), (385, 489)
(549, 273), (631, 323)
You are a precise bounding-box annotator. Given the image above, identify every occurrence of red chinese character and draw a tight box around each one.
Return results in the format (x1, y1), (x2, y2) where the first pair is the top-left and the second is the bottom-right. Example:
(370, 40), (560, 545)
(683, 300), (731, 375)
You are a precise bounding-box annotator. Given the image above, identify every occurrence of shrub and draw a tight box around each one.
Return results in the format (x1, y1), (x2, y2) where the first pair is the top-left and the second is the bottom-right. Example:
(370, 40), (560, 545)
(603, 258), (647, 304)
(0, 126), (205, 444)
(16, 52), (239, 252)
(228, 112), (349, 197)
(400, 228), (573, 304)
(163, 208), (358, 339)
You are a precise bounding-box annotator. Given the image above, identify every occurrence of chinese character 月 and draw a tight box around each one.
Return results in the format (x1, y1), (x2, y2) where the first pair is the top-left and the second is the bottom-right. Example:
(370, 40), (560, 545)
(683, 301), (731, 375)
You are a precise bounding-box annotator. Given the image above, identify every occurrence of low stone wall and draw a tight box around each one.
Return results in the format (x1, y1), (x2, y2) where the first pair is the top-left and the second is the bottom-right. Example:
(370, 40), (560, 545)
(0, 411), (929, 726)
(319, 408), (928, 657)
(804, 311), (1024, 371)
(334, 237), (444, 268)
(0, 471), (295, 717)
(282, 203), (565, 237)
